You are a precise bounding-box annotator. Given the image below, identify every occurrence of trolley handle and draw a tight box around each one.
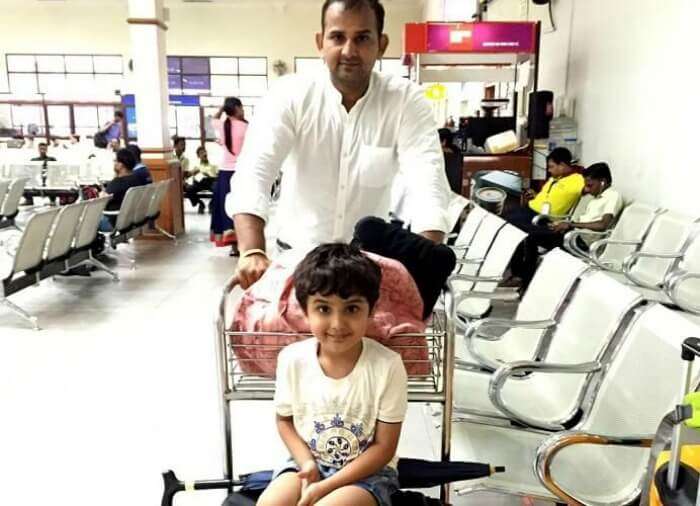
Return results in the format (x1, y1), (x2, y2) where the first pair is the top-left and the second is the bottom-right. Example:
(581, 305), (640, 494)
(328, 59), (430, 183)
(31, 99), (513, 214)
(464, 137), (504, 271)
(682, 337), (700, 362)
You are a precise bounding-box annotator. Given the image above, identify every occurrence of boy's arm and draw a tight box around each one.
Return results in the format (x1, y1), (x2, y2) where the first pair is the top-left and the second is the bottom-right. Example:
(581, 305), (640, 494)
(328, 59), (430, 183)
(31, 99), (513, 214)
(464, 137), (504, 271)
(276, 414), (315, 467)
(312, 421), (402, 498)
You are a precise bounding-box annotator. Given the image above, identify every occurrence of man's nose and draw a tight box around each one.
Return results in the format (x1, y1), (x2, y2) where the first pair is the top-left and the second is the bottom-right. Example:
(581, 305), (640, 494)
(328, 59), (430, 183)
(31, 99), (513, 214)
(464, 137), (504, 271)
(341, 39), (358, 58)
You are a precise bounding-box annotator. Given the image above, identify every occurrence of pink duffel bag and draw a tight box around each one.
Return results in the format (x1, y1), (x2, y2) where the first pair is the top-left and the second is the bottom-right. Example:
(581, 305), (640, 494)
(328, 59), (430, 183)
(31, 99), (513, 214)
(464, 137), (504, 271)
(229, 251), (430, 377)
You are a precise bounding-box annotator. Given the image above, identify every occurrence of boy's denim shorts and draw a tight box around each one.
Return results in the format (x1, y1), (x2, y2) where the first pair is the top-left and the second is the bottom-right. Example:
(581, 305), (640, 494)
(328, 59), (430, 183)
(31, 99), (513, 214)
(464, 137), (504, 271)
(273, 457), (400, 506)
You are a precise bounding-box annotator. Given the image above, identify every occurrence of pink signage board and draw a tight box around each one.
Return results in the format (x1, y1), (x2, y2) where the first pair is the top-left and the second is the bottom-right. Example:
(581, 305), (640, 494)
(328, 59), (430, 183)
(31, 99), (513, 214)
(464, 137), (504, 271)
(406, 22), (537, 54)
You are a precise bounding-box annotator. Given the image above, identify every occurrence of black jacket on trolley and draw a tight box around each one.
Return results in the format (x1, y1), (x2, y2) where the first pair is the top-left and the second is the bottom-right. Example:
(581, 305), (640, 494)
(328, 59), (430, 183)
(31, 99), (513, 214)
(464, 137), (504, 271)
(352, 217), (456, 320)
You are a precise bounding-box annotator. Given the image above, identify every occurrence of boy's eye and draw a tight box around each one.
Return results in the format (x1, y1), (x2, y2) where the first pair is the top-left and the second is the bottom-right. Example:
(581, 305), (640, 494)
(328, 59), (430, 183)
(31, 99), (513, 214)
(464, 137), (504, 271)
(316, 305), (330, 314)
(346, 305), (360, 314)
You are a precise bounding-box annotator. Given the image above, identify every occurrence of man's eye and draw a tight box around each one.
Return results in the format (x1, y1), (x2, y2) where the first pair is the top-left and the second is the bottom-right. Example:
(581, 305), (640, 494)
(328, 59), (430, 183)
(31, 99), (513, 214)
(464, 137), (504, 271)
(330, 34), (344, 42)
(356, 35), (370, 43)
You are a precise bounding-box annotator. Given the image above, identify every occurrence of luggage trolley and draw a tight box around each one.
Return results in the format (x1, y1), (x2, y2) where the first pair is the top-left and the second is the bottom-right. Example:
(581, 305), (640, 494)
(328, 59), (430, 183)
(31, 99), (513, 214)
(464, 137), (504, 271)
(168, 274), (458, 505)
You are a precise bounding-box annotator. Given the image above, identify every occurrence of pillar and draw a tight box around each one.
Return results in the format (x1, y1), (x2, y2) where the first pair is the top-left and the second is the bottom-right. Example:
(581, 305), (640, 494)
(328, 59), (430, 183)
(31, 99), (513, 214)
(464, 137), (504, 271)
(127, 0), (184, 237)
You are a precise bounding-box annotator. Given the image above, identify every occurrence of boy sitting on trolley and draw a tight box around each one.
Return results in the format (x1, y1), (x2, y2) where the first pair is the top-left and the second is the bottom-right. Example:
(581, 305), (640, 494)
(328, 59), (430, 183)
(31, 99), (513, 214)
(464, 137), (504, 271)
(257, 243), (408, 506)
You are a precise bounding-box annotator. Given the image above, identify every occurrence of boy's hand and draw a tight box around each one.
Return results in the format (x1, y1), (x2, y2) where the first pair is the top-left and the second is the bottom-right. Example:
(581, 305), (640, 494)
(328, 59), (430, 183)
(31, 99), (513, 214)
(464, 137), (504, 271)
(297, 482), (325, 506)
(297, 459), (320, 489)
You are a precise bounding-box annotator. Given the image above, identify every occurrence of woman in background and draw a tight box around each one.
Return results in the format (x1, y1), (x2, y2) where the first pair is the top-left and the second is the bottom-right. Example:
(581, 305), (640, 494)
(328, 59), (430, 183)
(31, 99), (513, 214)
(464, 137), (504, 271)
(211, 97), (248, 256)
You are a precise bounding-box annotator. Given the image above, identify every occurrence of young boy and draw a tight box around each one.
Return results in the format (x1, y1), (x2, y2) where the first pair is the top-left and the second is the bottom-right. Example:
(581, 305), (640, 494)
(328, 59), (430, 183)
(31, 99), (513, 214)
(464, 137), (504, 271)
(257, 243), (408, 506)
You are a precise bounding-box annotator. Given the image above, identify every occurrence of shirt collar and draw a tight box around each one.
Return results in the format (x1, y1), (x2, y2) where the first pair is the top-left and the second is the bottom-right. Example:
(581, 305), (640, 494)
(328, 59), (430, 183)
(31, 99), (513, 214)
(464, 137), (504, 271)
(323, 66), (376, 108)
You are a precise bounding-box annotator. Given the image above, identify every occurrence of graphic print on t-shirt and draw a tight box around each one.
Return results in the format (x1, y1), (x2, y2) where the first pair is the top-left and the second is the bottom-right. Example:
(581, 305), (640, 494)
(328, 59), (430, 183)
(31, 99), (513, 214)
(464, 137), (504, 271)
(309, 413), (369, 467)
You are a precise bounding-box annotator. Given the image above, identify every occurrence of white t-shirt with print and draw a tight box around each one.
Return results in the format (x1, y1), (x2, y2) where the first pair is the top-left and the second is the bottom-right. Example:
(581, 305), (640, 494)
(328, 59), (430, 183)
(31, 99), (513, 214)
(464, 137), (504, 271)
(274, 337), (408, 469)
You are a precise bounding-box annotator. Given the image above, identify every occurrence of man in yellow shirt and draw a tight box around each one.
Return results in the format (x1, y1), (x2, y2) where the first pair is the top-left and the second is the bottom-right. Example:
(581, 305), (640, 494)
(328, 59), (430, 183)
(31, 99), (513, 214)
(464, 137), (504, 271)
(505, 147), (583, 231)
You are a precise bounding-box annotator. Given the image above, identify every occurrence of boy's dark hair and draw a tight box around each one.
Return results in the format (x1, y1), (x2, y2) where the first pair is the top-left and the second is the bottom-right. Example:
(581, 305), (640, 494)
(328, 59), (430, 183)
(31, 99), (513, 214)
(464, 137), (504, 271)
(294, 243), (382, 312)
(584, 162), (613, 185)
(546, 147), (572, 165)
(321, 0), (385, 36)
(114, 111), (124, 119)
(196, 146), (206, 156)
(38, 142), (48, 148)
(115, 148), (136, 170)
(125, 143), (142, 162)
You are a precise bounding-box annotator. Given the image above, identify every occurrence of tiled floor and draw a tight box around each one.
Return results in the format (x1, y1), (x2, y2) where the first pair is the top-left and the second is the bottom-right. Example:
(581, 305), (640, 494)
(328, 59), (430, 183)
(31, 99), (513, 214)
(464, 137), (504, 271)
(0, 209), (553, 506)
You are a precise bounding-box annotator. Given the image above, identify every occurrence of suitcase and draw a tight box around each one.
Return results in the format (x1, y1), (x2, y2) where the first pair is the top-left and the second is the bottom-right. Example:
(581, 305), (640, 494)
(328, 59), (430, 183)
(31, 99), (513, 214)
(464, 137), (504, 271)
(651, 337), (700, 505)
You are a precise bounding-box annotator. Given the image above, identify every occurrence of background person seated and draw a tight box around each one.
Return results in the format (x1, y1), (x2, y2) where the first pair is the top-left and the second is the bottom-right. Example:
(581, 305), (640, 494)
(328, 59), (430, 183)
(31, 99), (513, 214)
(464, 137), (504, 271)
(504, 147), (584, 231)
(509, 162), (622, 288)
(99, 148), (146, 232)
(31, 142), (57, 163)
(125, 144), (153, 185)
(184, 146), (218, 214)
(438, 128), (463, 195)
(172, 136), (190, 177)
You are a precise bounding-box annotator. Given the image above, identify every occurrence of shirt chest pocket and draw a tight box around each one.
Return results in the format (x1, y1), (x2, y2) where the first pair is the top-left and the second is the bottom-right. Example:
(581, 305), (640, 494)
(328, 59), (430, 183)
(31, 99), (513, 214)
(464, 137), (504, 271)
(358, 145), (397, 189)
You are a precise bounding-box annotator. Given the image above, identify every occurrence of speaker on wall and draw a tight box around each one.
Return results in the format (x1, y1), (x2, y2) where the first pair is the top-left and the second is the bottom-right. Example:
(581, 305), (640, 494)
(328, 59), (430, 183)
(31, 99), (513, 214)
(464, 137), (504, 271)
(528, 90), (554, 139)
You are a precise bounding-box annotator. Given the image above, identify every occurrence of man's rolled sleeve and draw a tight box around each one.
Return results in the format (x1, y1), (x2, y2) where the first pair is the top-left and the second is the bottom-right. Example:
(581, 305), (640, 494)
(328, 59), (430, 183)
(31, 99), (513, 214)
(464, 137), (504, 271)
(226, 77), (297, 223)
(396, 87), (450, 234)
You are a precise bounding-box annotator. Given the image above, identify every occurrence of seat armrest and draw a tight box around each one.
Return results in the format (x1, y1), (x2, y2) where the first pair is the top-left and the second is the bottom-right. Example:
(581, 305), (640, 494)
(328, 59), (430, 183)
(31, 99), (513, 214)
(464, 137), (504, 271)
(665, 271), (700, 315)
(622, 250), (684, 289)
(488, 360), (602, 430)
(535, 430), (653, 505)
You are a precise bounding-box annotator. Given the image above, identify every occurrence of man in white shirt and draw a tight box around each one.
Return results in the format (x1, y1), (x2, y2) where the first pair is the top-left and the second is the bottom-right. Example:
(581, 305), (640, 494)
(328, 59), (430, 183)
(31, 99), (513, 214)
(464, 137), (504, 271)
(228, 0), (450, 288)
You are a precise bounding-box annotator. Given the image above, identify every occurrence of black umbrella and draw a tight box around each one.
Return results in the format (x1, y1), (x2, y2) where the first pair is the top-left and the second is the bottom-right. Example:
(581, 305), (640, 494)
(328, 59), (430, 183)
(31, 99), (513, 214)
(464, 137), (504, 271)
(397, 457), (503, 488)
(163, 459), (504, 506)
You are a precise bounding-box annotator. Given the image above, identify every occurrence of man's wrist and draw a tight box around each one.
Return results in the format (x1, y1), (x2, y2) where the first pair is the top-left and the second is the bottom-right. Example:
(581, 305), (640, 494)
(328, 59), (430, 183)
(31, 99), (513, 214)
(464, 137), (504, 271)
(240, 248), (267, 260)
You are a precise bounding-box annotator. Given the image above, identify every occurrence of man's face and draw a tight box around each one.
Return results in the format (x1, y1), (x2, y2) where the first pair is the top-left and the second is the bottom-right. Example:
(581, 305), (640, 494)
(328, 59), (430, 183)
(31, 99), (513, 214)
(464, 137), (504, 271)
(305, 293), (370, 357)
(113, 160), (123, 176)
(316, 2), (388, 91)
(547, 160), (567, 178)
(175, 140), (186, 155)
(584, 177), (604, 196)
(198, 150), (208, 163)
(38, 144), (48, 157)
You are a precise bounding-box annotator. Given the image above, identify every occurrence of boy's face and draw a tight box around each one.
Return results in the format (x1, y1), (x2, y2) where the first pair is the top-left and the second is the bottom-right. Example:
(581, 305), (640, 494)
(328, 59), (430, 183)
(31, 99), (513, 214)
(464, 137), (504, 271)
(305, 293), (370, 356)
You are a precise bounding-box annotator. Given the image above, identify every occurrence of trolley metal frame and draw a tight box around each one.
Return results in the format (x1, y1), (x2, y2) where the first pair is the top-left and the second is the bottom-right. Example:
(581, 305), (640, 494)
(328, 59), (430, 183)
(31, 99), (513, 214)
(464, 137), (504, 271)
(214, 274), (457, 503)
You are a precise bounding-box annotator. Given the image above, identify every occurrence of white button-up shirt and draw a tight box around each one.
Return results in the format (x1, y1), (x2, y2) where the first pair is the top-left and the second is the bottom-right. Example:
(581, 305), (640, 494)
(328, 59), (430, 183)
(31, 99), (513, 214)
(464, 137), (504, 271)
(227, 68), (450, 250)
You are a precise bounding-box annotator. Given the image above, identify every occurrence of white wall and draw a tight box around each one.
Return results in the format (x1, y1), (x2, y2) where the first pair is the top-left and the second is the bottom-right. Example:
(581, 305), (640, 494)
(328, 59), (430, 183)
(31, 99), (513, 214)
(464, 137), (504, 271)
(486, 0), (700, 215)
(0, 0), (422, 94)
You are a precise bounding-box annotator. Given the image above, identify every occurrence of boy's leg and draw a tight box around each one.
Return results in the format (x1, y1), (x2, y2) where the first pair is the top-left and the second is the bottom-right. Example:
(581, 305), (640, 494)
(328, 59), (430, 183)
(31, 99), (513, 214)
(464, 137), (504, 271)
(256, 472), (302, 506)
(316, 486), (377, 506)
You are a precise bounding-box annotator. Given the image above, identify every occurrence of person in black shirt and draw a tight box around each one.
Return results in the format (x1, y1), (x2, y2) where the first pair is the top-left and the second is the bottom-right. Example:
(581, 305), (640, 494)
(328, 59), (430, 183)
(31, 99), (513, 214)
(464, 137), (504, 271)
(99, 148), (145, 232)
(125, 143), (153, 185)
(30, 142), (57, 162)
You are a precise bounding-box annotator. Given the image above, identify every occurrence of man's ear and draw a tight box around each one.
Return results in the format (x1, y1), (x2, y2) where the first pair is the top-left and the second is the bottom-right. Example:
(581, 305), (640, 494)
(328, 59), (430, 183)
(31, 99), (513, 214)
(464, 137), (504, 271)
(378, 34), (389, 58)
(315, 32), (324, 52)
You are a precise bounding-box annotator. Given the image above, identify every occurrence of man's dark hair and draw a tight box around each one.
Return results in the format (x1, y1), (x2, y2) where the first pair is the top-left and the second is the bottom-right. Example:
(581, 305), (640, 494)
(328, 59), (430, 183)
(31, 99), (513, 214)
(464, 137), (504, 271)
(584, 162), (613, 185)
(38, 142), (48, 148)
(172, 135), (185, 146)
(546, 147), (572, 165)
(116, 148), (137, 171)
(114, 111), (124, 119)
(321, 0), (385, 36)
(125, 143), (142, 162)
(196, 146), (206, 156)
(294, 243), (382, 312)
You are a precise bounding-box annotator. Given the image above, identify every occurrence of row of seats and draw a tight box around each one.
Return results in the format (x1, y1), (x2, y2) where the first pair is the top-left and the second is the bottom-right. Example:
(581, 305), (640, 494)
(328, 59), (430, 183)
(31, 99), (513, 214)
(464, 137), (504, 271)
(0, 179), (172, 330)
(439, 202), (700, 503)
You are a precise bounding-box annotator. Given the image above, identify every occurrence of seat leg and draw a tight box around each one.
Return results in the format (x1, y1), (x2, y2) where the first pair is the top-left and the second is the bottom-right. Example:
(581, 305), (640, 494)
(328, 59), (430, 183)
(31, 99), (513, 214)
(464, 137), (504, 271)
(0, 297), (40, 330)
(88, 257), (120, 282)
(155, 225), (177, 243)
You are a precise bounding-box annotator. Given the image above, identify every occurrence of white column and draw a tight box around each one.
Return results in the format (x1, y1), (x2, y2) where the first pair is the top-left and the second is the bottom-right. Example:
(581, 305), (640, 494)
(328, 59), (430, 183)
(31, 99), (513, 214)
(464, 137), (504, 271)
(127, 0), (171, 152)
